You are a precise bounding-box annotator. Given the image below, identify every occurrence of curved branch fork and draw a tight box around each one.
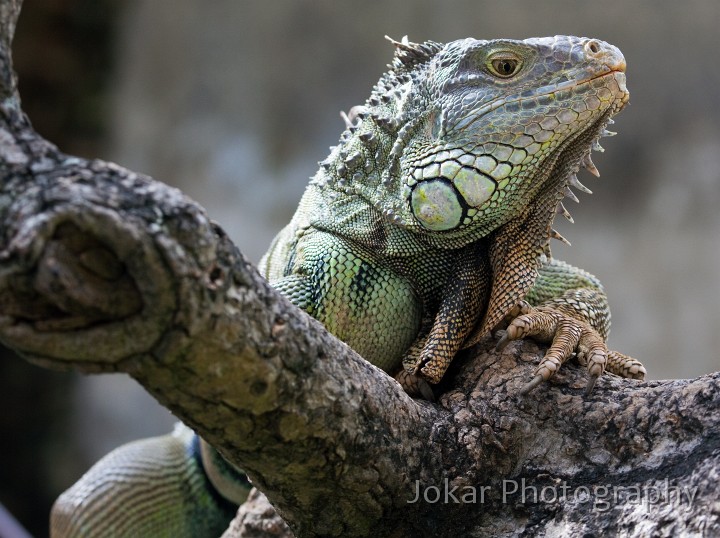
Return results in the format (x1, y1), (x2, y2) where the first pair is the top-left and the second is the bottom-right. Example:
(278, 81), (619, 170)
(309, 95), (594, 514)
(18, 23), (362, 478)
(0, 162), (177, 366)
(0, 142), (447, 534)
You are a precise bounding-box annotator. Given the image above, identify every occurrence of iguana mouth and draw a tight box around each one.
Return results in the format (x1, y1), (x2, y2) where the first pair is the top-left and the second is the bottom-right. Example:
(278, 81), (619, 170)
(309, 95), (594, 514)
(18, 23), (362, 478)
(448, 70), (628, 136)
(531, 69), (628, 104)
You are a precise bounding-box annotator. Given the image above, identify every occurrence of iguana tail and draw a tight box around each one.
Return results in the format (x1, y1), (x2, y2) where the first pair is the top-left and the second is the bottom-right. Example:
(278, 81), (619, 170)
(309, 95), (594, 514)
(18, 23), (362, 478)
(50, 424), (248, 538)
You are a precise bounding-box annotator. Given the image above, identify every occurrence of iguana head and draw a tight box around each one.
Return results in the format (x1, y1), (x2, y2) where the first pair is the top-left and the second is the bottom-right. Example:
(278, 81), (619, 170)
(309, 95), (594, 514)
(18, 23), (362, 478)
(329, 35), (628, 246)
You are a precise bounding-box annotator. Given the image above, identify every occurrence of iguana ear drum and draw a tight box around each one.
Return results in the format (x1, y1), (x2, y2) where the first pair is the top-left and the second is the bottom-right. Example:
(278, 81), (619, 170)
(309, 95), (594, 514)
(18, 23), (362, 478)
(410, 179), (464, 230)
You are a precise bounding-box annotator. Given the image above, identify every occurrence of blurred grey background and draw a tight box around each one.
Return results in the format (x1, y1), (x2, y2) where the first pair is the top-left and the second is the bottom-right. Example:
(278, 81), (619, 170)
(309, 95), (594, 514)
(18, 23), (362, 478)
(4, 0), (720, 535)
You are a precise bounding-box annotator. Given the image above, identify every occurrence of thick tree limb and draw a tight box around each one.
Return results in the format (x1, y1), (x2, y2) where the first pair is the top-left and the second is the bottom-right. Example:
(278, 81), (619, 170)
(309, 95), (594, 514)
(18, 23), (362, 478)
(0, 52), (441, 538)
(1, 5), (442, 536)
(2, 3), (719, 537)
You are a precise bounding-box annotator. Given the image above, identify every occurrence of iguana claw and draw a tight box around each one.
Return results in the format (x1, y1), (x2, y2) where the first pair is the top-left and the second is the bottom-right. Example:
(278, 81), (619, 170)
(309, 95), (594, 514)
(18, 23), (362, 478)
(495, 332), (512, 352)
(518, 374), (544, 396)
(500, 303), (645, 395)
(585, 373), (599, 396)
(494, 301), (533, 352)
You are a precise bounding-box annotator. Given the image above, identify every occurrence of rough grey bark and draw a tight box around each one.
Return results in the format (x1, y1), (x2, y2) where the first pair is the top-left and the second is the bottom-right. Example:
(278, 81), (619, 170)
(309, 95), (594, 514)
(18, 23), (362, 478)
(1, 2), (719, 537)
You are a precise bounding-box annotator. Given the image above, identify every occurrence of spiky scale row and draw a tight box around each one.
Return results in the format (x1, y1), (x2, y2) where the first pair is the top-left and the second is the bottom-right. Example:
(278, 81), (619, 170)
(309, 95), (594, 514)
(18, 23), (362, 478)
(582, 153), (601, 177)
(569, 174), (592, 194)
(385, 35), (444, 69)
(556, 202), (574, 223)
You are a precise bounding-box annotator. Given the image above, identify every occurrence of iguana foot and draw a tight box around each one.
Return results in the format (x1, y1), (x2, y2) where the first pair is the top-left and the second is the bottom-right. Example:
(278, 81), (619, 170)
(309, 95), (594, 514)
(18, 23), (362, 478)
(496, 304), (645, 395)
(395, 370), (435, 402)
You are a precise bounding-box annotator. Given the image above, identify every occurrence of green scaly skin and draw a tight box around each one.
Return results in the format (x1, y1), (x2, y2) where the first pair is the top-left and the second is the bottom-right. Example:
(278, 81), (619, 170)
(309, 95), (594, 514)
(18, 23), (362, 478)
(51, 36), (646, 537)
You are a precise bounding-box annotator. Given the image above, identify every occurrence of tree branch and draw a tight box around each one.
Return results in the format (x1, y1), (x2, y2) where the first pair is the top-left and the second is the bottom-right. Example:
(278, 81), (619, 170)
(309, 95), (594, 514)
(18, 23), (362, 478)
(1, 5), (443, 536)
(2, 2), (719, 536)
(0, 0), (21, 102)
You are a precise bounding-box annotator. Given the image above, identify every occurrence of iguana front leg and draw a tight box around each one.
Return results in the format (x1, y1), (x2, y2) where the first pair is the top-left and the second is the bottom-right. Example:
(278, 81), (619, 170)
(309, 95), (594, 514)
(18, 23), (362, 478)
(498, 257), (646, 394)
(394, 241), (489, 400)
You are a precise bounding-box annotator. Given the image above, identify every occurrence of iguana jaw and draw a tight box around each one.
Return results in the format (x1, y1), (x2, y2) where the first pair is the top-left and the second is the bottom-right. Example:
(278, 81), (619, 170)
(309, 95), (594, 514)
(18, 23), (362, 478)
(401, 67), (629, 248)
(548, 75), (629, 213)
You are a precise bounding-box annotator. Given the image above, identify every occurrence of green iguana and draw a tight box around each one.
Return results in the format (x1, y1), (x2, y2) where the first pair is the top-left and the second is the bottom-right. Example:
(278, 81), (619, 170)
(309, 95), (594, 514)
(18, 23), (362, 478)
(50, 35), (646, 537)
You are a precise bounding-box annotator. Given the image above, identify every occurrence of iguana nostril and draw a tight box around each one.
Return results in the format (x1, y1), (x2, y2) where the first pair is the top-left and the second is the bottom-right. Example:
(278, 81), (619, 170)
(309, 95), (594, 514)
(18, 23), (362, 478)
(586, 40), (601, 55)
(584, 39), (626, 73)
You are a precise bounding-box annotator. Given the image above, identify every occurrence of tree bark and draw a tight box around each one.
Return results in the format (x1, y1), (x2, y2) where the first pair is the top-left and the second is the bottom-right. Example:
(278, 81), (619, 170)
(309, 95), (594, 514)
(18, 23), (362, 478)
(1, 3), (719, 537)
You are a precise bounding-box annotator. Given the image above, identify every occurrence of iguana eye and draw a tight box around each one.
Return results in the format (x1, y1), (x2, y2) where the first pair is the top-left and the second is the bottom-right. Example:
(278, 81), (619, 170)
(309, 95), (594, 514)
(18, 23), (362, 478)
(488, 55), (522, 78)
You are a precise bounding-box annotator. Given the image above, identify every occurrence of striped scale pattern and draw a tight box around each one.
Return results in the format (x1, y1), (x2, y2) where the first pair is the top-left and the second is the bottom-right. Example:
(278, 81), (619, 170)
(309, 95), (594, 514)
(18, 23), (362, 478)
(51, 426), (238, 537)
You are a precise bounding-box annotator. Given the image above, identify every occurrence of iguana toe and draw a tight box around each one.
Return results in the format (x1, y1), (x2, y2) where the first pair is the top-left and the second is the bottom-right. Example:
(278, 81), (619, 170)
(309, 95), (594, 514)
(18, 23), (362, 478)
(395, 370), (436, 402)
(607, 350), (647, 380)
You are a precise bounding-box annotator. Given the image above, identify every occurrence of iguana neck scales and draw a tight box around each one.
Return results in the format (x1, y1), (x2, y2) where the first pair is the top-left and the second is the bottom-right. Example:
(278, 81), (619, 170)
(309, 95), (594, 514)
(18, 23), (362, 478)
(51, 35), (645, 537)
